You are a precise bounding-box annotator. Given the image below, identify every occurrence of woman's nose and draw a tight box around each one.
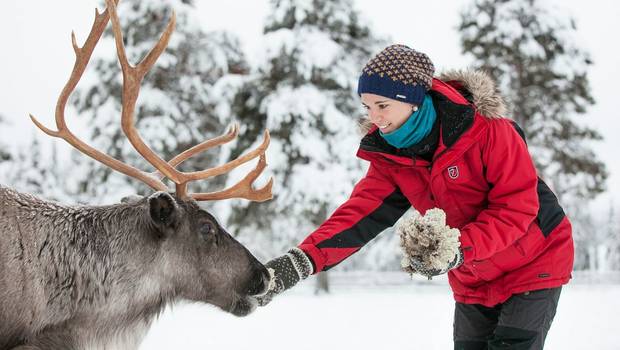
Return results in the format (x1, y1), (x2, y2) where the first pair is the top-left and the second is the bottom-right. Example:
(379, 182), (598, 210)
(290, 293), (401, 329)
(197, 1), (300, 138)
(368, 109), (382, 123)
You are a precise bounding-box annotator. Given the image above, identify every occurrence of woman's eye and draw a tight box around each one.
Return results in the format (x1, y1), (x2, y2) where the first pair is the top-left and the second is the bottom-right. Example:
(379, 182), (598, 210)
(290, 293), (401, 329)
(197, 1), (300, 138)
(378, 104), (388, 109)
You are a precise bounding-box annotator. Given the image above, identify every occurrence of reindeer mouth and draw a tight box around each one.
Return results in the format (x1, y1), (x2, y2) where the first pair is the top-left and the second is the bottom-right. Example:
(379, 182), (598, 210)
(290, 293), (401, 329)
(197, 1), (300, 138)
(224, 265), (270, 317)
(228, 294), (258, 317)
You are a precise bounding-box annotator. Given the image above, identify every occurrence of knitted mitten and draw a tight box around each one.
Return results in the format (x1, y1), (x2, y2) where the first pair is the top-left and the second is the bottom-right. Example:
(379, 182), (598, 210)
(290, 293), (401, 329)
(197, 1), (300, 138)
(255, 248), (313, 306)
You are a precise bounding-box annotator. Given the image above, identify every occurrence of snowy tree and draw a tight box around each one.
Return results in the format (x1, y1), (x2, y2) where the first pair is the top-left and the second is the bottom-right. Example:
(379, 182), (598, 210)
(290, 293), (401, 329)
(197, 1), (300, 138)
(70, 0), (249, 203)
(459, 0), (607, 202)
(569, 204), (596, 270)
(604, 202), (620, 271)
(3, 136), (74, 203)
(0, 114), (15, 184)
(566, 200), (620, 272)
(0, 114), (12, 163)
(225, 0), (386, 265)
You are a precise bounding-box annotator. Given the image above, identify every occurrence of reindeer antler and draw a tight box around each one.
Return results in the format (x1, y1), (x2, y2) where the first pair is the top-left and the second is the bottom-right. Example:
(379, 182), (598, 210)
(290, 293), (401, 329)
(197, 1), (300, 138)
(30, 0), (272, 202)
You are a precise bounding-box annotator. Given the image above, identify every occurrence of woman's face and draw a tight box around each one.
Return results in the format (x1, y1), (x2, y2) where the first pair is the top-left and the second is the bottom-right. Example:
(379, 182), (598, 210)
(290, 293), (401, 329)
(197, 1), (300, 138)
(361, 93), (414, 134)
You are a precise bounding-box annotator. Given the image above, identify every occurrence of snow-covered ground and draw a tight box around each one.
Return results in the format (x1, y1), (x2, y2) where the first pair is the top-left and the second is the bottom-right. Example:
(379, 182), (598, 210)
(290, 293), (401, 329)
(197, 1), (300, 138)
(139, 272), (620, 349)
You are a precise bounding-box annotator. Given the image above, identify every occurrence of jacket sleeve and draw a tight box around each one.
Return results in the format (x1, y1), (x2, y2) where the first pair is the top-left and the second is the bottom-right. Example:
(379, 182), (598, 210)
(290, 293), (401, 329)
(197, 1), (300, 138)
(459, 120), (539, 262)
(298, 162), (411, 273)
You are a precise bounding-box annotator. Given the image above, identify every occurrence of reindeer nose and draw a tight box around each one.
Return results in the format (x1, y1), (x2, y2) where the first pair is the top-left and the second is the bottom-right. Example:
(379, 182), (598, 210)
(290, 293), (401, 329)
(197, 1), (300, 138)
(246, 264), (271, 296)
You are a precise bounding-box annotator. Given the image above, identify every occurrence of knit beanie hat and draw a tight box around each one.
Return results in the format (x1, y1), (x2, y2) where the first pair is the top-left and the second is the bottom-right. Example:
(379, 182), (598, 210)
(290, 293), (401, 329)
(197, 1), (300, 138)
(357, 44), (435, 106)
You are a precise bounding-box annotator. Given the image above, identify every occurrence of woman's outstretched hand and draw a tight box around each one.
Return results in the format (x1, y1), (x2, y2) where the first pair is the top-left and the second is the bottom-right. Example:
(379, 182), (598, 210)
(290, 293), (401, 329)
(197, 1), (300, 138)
(255, 248), (314, 306)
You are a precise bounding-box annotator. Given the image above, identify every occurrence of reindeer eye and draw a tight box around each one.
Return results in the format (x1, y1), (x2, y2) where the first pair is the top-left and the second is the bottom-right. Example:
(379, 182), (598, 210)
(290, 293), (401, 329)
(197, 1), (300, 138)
(200, 222), (217, 239)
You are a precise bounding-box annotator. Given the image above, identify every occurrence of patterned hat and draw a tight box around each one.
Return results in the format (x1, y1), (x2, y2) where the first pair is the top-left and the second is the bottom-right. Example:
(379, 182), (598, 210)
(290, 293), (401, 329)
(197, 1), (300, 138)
(357, 44), (435, 106)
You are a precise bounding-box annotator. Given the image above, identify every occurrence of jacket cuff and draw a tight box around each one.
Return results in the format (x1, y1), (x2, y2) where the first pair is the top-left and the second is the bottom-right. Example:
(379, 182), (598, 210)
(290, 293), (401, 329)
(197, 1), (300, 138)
(298, 244), (325, 274)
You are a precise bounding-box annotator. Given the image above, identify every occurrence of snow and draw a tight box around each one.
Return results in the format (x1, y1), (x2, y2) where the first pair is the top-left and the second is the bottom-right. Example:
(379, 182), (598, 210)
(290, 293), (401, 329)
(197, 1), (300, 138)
(260, 27), (342, 79)
(139, 272), (620, 349)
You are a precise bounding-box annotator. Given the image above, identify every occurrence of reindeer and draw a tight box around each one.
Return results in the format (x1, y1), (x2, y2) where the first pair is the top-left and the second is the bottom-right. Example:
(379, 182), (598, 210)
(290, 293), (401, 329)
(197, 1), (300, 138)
(0, 1), (273, 349)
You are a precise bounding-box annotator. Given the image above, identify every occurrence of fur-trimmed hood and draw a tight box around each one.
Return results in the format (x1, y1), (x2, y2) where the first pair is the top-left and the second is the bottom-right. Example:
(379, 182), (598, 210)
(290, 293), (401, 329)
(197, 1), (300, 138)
(437, 69), (508, 119)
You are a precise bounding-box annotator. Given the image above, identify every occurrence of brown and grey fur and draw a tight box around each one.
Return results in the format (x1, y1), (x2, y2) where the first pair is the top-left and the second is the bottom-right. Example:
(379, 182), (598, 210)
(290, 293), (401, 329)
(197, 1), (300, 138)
(437, 69), (508, 119)
(0, 185), (269, 350)
(358, 69), (509, 134)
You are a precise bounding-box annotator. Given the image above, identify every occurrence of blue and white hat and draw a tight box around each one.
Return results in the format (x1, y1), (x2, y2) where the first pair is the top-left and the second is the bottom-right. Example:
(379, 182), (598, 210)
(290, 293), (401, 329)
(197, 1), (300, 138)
(357, 44), (435, 106)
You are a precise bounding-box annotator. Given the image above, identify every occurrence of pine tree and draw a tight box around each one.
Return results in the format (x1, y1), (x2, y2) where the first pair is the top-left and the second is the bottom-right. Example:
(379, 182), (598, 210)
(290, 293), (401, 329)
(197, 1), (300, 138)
(225, 0), (386, 262)
(3, 136), (73, 203)
(0, 114), (15, 184)
(0, 148), (8, 162)
(0, 114), (12, 163)
(605, 202), (620, 271)
(459, 0), (607, 202)
(570, 205), (595, 270)
(70, 0), (249, 203)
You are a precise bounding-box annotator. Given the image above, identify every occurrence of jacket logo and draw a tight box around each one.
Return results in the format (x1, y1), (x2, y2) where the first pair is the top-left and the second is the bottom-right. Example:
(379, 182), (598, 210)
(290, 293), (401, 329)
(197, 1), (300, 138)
(448, 166), (459, 179)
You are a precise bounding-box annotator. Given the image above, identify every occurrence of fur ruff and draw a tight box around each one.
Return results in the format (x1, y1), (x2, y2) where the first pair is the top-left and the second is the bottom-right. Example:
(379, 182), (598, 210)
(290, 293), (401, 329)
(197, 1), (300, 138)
(438, 69), (508, 119)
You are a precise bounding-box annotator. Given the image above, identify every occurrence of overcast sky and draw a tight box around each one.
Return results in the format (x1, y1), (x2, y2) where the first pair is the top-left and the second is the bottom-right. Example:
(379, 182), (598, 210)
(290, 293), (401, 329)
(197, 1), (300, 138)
(1, 0), (618, 216)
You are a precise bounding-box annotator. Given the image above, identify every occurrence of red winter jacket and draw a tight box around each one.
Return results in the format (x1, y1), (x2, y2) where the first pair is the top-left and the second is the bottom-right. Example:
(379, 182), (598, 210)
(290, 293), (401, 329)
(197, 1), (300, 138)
(298, 71), (574, 307)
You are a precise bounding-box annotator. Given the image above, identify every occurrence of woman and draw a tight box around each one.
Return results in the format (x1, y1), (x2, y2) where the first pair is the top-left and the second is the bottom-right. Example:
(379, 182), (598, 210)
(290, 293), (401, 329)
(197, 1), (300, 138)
(256, 44), (573, 350)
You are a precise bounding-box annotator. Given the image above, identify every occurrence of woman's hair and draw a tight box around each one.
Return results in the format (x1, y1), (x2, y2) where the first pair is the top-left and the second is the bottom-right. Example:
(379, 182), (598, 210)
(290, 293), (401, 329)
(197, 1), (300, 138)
(357, 116), (374, 135)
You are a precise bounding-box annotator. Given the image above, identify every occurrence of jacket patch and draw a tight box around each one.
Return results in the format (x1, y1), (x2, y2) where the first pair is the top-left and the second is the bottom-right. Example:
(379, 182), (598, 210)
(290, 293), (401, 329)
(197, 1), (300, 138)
(448, 166), (459, 179)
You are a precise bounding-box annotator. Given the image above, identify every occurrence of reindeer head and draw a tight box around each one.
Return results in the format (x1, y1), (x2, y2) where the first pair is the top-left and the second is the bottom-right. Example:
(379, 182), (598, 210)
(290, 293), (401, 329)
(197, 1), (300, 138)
(127, 192), (267, 316)
(30, 0), (273, 316)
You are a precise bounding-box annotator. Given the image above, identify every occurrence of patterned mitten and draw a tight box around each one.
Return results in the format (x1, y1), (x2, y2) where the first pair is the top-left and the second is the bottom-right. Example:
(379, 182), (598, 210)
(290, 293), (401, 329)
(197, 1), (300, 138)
(255, 248), (313, 306)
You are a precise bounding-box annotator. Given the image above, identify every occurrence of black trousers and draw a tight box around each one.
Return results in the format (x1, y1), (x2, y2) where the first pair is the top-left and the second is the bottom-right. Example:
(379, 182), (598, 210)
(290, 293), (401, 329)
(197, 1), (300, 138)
(454, 287), (562, 350)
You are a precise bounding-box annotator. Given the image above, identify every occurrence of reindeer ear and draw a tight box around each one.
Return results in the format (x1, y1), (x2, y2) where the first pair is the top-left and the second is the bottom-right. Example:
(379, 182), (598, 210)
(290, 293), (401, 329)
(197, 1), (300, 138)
(148, 192), (179, 229)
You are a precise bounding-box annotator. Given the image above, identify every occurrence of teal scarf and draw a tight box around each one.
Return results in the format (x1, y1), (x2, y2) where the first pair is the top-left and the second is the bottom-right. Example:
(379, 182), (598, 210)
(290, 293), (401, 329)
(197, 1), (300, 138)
(380, 94), (436, 148)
